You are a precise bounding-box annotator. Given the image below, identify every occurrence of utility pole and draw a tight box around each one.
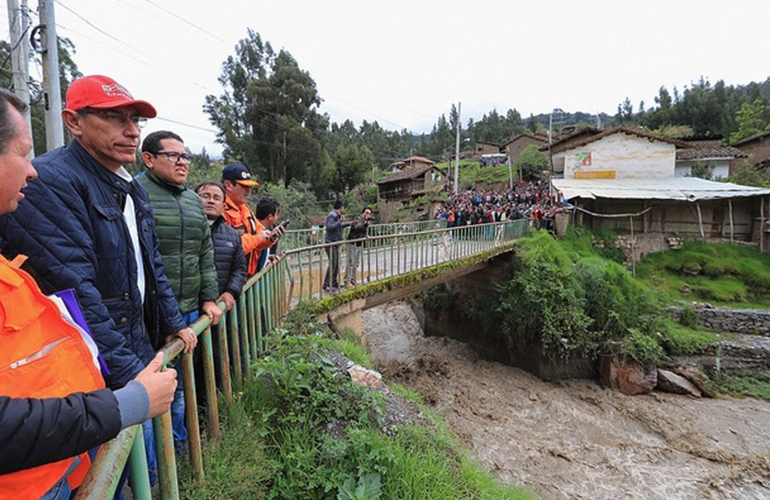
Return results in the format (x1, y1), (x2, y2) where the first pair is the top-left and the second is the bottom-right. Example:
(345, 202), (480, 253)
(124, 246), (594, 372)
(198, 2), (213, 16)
(6, 0), (34, 157)
(454, 101), (461, 195)
(38, 0), (64, 151)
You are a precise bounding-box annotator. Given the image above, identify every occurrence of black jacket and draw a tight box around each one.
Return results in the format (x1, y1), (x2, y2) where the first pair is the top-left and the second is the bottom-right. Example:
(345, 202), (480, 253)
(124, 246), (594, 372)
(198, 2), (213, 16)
(210, 216), (247, 298)
(0, 140), (186, 389)
(346, 215), (369, 245)
(0, 390), (121, 474)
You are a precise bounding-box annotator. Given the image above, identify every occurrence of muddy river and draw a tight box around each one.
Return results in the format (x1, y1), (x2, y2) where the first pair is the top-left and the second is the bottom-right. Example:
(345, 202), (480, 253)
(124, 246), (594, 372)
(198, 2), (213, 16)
(362, 302), (770, 500)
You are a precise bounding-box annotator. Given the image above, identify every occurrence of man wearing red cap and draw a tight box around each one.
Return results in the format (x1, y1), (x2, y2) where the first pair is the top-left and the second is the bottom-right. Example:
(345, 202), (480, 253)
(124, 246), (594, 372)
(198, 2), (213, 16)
(0, 76), (196, 481)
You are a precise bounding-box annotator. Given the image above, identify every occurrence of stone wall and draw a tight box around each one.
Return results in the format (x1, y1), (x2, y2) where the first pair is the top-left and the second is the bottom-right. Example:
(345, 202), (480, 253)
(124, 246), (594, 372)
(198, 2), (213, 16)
(670, 305), (770, 336)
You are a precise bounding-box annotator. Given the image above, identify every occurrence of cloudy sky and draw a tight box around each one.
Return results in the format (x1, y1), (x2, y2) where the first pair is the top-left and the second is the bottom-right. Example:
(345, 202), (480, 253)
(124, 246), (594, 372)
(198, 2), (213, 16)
(3, 0), (769, 156)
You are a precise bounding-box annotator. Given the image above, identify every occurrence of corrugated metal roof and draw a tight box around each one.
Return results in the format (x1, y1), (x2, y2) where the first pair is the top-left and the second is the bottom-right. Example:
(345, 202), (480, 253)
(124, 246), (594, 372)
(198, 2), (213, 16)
(552, 177), (770, 201)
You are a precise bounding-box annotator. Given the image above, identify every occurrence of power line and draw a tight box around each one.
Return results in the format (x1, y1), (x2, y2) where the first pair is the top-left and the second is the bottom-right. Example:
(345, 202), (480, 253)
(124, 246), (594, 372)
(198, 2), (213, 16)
(140, 0), (230, 46)
(53, 2), (217, 93)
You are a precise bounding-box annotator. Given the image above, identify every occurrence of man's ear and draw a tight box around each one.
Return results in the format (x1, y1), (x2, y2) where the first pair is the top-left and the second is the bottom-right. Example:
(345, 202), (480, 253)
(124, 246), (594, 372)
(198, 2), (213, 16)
(141, 151), (155, 169)
(61, 110), (83, 138)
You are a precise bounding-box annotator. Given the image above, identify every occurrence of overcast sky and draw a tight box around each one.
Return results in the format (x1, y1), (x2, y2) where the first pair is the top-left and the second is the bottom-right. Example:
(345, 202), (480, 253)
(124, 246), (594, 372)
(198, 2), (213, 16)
(3, 0), (770, 156)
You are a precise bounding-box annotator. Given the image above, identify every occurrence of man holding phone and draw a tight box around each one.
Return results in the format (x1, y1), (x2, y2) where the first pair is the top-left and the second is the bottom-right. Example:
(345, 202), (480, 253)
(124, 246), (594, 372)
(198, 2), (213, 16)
(254, 196), (284, 274)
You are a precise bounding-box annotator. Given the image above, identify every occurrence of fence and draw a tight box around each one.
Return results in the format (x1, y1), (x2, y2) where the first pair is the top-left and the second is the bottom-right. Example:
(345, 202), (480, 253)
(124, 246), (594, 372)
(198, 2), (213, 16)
(281, 220), (448, 250)
(74, 219), (527, 499)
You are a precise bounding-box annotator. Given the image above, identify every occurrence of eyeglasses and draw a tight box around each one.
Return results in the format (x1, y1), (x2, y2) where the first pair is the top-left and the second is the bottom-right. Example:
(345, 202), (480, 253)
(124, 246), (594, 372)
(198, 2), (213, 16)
(78, 108), (148, 129)
(154, 151), (191, 164)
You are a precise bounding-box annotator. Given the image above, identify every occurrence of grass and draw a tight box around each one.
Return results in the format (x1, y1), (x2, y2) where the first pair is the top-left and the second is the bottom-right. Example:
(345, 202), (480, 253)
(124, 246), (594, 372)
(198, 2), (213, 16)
(708, 372), (770, 402)
(637, 240), (770, 308)
(435, 159), (515, 189)
(179, 307), (536, 499)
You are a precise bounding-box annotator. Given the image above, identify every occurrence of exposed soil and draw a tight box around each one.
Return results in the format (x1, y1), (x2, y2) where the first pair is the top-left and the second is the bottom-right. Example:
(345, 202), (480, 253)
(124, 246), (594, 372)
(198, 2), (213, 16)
(362, 302), (770, 500)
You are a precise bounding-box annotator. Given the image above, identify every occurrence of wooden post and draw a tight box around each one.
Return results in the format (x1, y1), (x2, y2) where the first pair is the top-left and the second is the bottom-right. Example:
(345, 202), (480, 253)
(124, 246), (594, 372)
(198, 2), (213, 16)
(696, 202), (706, 241)
(630, 216), (636, 278)
(761, 196), (765, 253)
(728, 198), (734, 244)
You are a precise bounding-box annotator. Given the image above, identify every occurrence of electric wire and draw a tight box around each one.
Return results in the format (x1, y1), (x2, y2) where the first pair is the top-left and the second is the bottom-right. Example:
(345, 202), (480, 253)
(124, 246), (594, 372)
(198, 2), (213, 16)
(140, 0), (230, 46)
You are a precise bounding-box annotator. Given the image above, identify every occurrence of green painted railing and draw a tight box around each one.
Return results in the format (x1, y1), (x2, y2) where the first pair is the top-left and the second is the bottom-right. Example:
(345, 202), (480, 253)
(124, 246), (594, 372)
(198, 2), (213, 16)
(74, 219), (526, 499)
(282, 220), (448, 250)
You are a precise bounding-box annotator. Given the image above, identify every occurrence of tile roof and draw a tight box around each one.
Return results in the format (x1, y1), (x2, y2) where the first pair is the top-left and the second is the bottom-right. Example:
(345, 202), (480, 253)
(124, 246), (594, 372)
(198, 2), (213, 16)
(730, 130), (770, 147)
(546, 127), (691, 154)
(676, 145), (747, 160)
(378, 164), (439, 184)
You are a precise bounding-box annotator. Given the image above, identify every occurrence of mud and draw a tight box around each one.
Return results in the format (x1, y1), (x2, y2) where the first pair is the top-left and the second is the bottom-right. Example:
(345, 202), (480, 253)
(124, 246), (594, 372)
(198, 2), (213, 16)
(362, 302), (770, 500)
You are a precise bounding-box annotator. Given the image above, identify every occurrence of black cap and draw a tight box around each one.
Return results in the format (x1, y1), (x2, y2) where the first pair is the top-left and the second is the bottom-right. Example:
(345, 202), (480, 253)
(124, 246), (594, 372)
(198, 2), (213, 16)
(222, 163), (260, 187)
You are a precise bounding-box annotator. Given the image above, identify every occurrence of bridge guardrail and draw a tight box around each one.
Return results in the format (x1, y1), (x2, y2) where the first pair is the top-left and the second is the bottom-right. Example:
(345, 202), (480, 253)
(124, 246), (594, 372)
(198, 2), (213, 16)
(281, 220), (448, 250)
(74, 219), (527, 500)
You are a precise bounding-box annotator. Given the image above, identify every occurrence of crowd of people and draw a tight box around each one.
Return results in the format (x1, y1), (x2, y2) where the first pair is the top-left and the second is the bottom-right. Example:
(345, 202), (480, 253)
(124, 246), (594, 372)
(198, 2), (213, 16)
(0, 75), (286, 499)
(435, 180), (564, 233)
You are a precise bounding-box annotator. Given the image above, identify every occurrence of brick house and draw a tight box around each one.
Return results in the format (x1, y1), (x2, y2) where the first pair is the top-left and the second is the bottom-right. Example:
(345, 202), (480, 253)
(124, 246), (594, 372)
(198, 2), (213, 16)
(730, 130), (770, 175)
(500, 133), (547, 166)
(474, 141), (501, 157)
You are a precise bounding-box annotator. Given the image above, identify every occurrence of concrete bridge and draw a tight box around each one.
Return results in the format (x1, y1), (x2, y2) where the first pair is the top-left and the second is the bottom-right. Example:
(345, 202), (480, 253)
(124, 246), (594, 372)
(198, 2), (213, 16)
(76, 218), (530, 500)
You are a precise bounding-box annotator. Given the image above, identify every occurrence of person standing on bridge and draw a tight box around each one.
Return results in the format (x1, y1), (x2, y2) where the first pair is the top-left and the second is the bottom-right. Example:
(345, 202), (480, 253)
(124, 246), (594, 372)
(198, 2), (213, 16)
(344, 207), (372, 287)
(323, 200), (349, 291)
(137, 130), (223, 453)
(0, 88), (179, 500)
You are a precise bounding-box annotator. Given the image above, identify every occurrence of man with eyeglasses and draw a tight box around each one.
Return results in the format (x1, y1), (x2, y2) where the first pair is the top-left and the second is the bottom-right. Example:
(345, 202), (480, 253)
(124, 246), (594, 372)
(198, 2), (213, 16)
(136, 130), (221, 453)
(0, 75), (195, 425)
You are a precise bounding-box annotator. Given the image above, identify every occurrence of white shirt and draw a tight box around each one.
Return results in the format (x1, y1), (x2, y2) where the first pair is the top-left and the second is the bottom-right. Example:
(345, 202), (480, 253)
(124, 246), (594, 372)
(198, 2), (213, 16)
(115, 167), (146, 304)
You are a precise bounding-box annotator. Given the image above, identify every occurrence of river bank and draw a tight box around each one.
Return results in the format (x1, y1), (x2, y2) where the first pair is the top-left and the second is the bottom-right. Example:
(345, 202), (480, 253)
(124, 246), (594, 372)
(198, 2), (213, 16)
(362, 301), (770, 500)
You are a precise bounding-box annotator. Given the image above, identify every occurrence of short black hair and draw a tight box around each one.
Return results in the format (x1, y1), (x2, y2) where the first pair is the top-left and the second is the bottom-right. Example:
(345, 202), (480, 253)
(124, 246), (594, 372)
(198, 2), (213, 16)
(141, 130), (184, 154)
(333, 200), (343, 210)
(0, 89), (28, 154)
(362, 207), (371, 214)
(255, 196), (280, 220)
(194, 180), (226, 199)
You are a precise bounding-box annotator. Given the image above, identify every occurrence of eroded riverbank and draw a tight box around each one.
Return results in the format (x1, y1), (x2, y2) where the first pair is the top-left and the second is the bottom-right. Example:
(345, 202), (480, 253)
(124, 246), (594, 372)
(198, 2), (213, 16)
(362, 302), (770, 500)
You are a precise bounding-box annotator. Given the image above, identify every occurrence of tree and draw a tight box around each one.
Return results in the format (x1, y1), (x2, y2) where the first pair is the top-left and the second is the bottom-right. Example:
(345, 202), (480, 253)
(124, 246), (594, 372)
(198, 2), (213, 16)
(333, 144), (374, 192)
(1, 36), (82, 153)
(527, 114), (538, 133)
(204, 29), (326, 185)
(729, 99), (770, 143)
(517, 144), (548, 181)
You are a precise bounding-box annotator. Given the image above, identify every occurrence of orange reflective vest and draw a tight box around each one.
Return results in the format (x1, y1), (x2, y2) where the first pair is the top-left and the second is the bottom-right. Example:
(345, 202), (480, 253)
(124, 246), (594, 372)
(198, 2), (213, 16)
(223, 196), (272, 277)
(0, 255), (105, 500)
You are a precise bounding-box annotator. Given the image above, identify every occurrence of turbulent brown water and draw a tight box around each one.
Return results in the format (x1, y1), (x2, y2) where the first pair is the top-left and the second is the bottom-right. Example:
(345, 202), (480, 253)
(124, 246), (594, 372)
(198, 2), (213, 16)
(361, 302), (770, 500)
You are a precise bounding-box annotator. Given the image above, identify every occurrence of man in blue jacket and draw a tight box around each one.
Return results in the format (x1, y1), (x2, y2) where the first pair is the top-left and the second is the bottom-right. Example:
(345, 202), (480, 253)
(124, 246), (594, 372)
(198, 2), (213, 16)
(323, 200), (350, 291)
(0, 75), (196, 483)
(0, 87), (179, 498)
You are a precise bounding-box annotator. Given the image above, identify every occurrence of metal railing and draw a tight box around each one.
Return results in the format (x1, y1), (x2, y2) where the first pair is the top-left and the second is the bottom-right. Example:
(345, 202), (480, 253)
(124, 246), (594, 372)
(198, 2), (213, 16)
(74, 219), (527, 499)
(282, 220), (448, 250)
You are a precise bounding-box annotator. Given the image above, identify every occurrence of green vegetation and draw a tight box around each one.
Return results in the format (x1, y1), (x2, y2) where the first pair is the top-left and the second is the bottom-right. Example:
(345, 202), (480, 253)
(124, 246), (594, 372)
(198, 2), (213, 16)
(180, 306), (535, 499)
(637, 240), (770, 308)
(708, 372), (770, 402)
(434, 159), (513, 190)
(473, 230), (718, 365)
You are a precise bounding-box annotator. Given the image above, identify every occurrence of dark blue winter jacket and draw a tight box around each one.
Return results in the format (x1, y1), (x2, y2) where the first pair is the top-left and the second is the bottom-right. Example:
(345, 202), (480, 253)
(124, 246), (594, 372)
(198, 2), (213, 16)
(0, 140), (186, 389)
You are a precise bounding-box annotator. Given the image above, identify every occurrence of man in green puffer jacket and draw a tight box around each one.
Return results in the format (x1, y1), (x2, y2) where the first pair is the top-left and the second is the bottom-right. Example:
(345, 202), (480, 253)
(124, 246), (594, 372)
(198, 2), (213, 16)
(136, 130), (222, 450)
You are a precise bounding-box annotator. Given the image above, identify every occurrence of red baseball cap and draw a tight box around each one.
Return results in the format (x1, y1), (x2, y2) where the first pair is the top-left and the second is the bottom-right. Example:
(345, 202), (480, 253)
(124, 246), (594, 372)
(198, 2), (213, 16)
(65, 75), (157, 118)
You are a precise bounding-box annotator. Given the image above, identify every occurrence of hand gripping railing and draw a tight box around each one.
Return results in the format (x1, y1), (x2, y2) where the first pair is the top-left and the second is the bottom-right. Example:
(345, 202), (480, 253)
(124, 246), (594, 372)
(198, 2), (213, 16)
(73, 219), (526, 499)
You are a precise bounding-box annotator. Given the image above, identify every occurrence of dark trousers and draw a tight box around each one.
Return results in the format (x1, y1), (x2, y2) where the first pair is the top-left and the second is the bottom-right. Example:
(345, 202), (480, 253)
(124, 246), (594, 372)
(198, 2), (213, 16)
(323, 245), (340, 288)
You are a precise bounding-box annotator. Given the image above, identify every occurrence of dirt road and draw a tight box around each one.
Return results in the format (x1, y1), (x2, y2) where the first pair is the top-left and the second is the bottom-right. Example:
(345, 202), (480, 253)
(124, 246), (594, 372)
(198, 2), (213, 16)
(362, 302), (770, 500)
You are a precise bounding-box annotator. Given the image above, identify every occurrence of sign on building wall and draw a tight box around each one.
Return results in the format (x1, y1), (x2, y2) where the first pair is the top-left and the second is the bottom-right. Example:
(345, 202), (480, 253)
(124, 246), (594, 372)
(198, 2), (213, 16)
(574, 170), (616, 179)
(574, 152), (592, 167)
